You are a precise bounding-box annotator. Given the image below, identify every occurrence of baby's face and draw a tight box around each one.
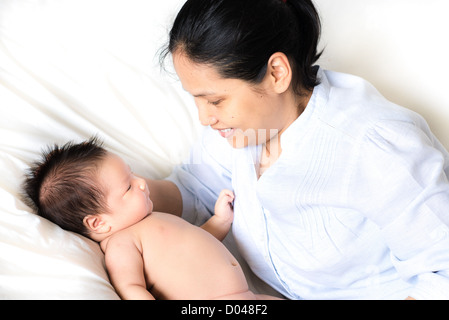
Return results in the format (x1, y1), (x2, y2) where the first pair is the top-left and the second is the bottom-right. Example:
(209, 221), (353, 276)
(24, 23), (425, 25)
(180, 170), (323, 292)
(97, 152), (153, 232)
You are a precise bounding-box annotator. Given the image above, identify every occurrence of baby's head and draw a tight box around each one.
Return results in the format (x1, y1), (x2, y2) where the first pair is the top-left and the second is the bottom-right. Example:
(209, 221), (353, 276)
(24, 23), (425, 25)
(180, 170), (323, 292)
(23, 137), (152, 242)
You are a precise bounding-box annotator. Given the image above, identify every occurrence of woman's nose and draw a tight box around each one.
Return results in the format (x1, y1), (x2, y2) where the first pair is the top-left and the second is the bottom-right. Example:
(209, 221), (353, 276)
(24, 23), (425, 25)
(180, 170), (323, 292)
(198, 104), (218, 126)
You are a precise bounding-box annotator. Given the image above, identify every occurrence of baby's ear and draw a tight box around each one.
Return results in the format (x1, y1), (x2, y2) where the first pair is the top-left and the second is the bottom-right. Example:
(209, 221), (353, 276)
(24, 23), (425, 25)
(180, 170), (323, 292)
(83, 214), (110, 234)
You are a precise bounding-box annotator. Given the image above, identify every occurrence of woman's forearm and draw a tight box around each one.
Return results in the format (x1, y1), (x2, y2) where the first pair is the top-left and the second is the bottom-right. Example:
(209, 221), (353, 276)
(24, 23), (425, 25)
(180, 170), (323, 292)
(146, 179), (183, 216)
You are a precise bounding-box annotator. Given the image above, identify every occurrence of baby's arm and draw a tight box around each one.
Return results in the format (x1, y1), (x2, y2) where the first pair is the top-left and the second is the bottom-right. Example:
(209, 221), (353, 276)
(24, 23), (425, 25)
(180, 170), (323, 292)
(104, 234), (155, 300)
(200, 189), (234, 241)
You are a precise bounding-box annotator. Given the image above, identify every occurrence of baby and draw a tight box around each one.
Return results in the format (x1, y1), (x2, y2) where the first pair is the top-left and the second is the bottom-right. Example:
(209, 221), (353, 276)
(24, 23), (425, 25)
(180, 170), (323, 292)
(22, 137), (277, 300)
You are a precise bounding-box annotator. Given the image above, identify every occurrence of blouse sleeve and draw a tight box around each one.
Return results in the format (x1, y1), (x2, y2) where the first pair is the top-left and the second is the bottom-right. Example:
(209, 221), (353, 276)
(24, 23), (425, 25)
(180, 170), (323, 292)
(166, 127), (233, 226)
(351, 114), (449, 299)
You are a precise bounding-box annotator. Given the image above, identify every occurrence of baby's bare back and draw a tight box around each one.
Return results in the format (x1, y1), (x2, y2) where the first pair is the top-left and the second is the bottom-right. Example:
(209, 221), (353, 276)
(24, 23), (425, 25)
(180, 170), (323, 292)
(130, 212), (252, 299)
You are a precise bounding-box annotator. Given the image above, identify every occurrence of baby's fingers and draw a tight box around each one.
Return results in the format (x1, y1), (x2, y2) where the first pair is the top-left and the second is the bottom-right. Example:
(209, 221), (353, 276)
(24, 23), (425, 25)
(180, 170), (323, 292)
(220, 189), (234, 201)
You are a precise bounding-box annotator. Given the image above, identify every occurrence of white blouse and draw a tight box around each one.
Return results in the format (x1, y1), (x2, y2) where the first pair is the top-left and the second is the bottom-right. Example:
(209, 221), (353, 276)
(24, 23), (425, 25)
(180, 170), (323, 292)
(168, 68), (449, 299)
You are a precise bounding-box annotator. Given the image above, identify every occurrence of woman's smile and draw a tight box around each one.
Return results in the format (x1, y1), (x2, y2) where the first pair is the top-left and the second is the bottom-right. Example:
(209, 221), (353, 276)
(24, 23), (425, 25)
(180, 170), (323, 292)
(216, 128), (235, 138)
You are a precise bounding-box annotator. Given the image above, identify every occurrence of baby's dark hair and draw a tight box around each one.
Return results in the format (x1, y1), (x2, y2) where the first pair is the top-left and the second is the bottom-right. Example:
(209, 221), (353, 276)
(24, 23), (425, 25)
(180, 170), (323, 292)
(22, 137), (108, 238)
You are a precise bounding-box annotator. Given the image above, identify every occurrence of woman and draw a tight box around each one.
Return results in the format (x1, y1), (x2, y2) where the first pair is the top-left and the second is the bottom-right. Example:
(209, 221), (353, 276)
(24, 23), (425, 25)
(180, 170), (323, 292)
(148, 0), (449, 299)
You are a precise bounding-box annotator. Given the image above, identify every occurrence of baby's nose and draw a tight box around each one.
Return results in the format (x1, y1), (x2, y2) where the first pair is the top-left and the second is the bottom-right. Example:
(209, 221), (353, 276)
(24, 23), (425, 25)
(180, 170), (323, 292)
(133, 174), (149, 194)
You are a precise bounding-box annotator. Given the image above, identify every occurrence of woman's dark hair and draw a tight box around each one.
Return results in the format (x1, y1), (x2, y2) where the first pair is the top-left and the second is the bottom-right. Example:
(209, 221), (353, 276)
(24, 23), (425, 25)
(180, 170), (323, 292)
(162, 0), (322, 95)
(22, 137), (108, 238)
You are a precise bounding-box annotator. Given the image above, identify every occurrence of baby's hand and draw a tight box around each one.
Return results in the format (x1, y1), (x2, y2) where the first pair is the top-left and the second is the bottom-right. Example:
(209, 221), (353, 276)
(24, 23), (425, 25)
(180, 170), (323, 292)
(214, 189), (234, 224)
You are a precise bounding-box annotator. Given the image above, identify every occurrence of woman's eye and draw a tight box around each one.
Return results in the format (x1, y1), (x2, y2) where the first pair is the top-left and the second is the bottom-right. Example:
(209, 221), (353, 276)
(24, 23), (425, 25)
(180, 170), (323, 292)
(208, 99), (222, 106)
(127, 185), (132, 192)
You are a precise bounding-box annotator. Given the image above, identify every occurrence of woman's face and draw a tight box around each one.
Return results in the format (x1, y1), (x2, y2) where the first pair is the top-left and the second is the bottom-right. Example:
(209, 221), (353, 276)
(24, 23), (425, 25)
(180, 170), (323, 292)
(173, 52), (299, 148)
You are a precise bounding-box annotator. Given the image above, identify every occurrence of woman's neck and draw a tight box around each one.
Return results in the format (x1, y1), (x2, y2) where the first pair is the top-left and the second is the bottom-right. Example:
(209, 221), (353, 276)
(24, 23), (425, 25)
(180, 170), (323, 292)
(257, 89), (312, 178)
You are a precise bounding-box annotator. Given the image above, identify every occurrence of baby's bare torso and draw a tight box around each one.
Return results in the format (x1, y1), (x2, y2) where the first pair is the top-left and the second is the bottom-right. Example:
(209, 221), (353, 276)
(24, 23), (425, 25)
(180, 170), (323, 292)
(108, 212), (252, 300)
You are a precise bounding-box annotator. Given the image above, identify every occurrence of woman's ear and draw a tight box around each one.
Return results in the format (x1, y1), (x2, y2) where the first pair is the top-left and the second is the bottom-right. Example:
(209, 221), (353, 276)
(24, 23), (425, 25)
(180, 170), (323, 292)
(266, 52), (292, 94)
(83, 214), (111, 235)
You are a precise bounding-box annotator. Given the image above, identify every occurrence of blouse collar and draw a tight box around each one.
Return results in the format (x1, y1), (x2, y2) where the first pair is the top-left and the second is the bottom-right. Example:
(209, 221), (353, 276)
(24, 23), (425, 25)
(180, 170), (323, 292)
(280, 67), (330, 150)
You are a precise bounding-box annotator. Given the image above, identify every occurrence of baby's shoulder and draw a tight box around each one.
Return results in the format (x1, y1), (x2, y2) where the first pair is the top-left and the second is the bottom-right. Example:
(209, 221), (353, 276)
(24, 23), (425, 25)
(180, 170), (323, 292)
(103, 227), (142, 254)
